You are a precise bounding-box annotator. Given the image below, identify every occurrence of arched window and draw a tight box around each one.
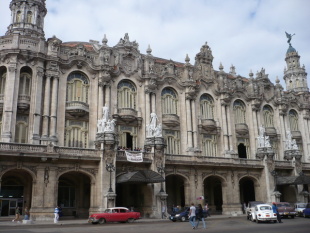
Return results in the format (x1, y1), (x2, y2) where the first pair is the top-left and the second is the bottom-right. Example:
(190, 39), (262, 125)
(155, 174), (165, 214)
(66, 72), (89, 103)
(263, 105), (274, 127)
(164, 130), (180, 154)
(16, 11), (21, 23)
(202, 134), (217, 156)
(64, 120), (89, 148)
(200, 94), (214, 119)
(161, 88), (178, 114)
(233, 100), (246, 124)
(0, 71), (6, 95)
(15, 116), (28, 143)
(27, 11), (32, 23)
(289, 110), (299, 131)
(117, 80), (136, 109)
(19, 72), (31, 96)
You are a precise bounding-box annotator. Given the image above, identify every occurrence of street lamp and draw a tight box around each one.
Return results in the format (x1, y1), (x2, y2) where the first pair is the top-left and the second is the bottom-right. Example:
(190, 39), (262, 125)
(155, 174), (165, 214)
(271, 170), (278, 191)
(157, 164), (165, 193)
(106, 162), (115, 192)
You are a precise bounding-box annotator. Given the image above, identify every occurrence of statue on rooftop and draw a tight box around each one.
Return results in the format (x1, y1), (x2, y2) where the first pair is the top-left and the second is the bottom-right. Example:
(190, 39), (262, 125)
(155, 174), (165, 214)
(285, 31), (295, 45)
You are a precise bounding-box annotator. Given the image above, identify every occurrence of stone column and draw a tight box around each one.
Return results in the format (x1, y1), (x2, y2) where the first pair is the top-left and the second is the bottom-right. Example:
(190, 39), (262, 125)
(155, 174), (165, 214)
(220, 101), (229, 151)
(145, 91), (151, 129)
(42, 75), (51, 139)
(186, 98), (193, 148)
(2, 64), (19, 142)
(151, 93), (156, 113)
(95, 132), (117, 212)
(30, 67), (44, 144)
(191, 99), (198, 148)
(49, 76), (59, 140)
(98, 84), (104, 119)
(105, 85), (111, 108)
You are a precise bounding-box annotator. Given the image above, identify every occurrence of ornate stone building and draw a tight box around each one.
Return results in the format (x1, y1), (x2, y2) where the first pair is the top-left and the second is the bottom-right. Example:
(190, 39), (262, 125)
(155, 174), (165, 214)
(0, 0), (309, 220)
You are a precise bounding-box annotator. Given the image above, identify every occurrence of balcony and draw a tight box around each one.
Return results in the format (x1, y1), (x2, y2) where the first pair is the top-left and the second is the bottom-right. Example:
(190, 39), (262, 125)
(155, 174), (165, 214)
(113, 108), (142, 126)
(265, 127), (277, 137)
(66, 101), (89, 117)
(201, 119), (217, 131)
(291, 130), (302, 139)
(235, 123), (249, 135)
(17, 94), (31, 111)
(162, 114), (180, 127)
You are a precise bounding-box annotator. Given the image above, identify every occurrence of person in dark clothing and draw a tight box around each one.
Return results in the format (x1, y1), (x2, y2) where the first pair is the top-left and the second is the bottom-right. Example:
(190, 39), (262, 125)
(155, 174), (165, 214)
(272, 202), (283, 223)
(196, 204), (206, 229)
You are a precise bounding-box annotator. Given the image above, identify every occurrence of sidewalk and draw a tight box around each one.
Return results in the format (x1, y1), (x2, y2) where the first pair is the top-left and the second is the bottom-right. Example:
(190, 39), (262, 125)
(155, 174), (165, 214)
(0, 215), (244, 227)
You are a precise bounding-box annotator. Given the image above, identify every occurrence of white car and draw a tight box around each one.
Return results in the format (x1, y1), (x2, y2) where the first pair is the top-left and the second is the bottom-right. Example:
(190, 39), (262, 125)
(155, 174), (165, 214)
(250, 204), (277, 223)
(294, 203), (307, 217)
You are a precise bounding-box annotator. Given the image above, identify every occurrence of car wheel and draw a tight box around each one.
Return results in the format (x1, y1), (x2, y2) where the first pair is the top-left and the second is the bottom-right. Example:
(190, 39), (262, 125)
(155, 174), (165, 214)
(181, 216), (186, 222)
(99, 218), (106, 224)
(291, 215), (295, 219)
(91, 222), (98, 224)
(273, 220), (277, 223)
(127, 218), (134, 223)
(256, 219), (260, 224)
(172, 220), (176, 222)
(250, 215), (254, 222)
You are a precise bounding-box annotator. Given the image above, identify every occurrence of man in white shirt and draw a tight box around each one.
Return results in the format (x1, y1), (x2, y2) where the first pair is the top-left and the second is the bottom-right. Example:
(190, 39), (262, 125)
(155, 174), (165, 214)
(189, 203), (196, 229)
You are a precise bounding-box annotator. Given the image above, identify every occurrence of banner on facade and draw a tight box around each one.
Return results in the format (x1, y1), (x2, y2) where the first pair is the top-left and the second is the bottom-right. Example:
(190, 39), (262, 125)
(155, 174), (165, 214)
(196, 196), (204, 200)
(125, 151), (143, 163)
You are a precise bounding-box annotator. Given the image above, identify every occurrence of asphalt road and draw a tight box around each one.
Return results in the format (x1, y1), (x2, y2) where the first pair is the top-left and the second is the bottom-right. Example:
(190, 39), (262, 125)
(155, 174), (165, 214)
(1, 217), (309, 233)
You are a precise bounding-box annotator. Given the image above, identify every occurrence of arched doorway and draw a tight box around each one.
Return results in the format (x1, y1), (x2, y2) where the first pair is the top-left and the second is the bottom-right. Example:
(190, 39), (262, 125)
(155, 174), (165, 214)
(204, 176), (223, 214)
(239, 177), (255, 205)
(0, 169), (33, 216)
(115, 182), (148, 214)
(58, 172), (91, 218)
(166, 175), (185, 212)
(238, 143), (247, 158)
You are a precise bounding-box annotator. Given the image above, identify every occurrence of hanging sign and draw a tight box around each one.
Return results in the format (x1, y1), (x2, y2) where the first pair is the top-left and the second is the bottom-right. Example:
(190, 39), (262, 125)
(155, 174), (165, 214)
(125, 151), (143, 163)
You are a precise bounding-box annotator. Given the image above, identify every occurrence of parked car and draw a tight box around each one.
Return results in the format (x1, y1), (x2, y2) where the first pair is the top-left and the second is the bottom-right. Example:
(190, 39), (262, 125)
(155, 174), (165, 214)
(250, 204), (277, 223)
(169, 207), (207, 222)
(88, 207), (140, 224)
(274, 202), (296, 218)
(294, 203), (307, 216)
(303, 203), (310, 218)
(246, 201), (265, 220)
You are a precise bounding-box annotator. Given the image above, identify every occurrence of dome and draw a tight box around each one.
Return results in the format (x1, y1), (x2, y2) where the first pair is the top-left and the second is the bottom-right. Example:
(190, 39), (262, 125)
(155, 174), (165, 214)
(286, 45), (296, 54)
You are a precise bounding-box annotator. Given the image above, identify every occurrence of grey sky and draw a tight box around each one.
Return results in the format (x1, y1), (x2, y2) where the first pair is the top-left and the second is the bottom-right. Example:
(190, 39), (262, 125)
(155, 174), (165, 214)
(0, 0), (309, 89)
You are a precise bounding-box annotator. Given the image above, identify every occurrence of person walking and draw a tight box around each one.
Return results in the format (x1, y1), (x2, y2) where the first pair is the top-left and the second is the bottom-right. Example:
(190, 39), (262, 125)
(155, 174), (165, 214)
(205, 203), (211, 217)
(161, 205), (167, 219)
(54, 206), (60, 223)
(188, 203), (196, 229)
(12, 207), (21, 223)
(24, 207), (30, 220)
(196, 204), (206, 229)
(272, 202), (283, 223)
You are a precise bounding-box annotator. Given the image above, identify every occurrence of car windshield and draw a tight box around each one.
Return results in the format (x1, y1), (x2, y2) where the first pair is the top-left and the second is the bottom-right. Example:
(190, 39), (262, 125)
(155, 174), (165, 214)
(260, 206), (271, 210)
(297, 204), (306, 208)
(277, 203), (290, 207)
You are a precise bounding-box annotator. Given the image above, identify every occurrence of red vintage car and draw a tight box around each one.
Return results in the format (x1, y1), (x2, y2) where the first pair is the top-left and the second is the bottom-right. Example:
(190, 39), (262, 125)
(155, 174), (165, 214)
(88, 207), (141, 224)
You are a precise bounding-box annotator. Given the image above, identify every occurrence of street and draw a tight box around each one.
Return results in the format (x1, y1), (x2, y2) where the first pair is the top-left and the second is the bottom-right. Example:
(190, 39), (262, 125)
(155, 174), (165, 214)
(1, 216), (310, 233)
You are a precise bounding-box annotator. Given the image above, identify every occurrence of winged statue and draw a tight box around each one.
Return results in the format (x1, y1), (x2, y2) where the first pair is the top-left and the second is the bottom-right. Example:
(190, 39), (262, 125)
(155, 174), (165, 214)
(285, 31), (295, 45)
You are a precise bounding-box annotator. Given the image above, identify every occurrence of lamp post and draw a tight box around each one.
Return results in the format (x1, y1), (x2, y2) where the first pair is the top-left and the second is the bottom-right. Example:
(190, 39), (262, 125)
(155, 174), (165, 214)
(106, 162), (115, 192)
(271, 170), (278, 191)
(157, 164), (165, 193)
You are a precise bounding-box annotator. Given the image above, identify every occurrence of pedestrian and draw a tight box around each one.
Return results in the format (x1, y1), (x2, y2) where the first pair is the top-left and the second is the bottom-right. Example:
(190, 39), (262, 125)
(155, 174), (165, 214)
(54, 206), (60, 223)
(196, 204), (206, 229)
(12, 206), (21, 223)
(243, 202), (247, 214)
(205, 203), (211, 217)
(161, 205), (167, 219)
(188, 203), (196, 229)
(24, 206), (30, 220)
(272, 202), (282, 223)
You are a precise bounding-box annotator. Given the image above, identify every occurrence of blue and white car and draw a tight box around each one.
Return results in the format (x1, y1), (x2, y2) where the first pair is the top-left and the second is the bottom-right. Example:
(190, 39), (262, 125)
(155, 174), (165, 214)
(250, 204), (277, 223)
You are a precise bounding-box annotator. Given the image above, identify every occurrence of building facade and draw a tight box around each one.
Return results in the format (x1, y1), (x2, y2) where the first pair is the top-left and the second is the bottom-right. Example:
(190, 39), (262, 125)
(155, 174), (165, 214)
(0, 0), (309, 220)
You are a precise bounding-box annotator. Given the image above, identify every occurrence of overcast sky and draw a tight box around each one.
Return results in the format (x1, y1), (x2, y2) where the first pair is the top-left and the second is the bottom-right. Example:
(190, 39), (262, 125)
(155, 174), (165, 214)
(0, 0), (309, 89)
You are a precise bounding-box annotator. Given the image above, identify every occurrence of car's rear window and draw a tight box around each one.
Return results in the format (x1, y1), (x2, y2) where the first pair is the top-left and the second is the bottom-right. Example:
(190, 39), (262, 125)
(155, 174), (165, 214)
(297, 204), (306, 208)
(260, 206), (271, 210)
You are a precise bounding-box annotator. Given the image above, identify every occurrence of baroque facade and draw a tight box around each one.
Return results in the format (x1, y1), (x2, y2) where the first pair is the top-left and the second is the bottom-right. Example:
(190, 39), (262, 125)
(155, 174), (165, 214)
(0, 0), (310, 220)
